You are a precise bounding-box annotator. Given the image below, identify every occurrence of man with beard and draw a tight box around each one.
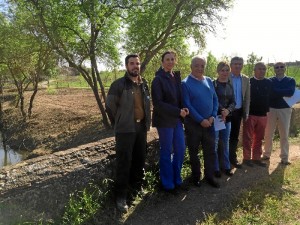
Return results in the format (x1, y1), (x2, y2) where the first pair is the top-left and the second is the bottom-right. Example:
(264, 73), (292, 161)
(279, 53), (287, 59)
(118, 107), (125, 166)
(106, 54), (151, 212)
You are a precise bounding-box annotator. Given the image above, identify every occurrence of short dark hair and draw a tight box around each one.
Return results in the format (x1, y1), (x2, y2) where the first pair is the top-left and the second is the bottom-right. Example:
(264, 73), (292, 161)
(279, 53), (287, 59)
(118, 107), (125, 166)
(161, 50), (177, 62)
(254, 62), (266, 70)
(230, 56), (244, 65)
(125, 54), (139, 66)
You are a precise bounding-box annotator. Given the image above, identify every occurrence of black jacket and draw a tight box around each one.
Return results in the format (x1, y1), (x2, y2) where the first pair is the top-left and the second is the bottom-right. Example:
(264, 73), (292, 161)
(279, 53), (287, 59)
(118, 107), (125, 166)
(151, 68), (183, 128)
(106, 73), (151, 133)
(213, 79), (236, 121)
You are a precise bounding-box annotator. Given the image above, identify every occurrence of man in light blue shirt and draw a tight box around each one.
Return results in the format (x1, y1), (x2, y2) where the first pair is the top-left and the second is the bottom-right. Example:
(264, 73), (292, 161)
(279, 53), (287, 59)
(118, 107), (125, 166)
(231, 74), (242, 109)
(228, 57), (250, 168)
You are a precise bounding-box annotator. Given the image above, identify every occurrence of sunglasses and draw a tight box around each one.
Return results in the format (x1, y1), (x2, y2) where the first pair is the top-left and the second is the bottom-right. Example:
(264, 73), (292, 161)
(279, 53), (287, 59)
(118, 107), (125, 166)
(275, 66), (285, 69)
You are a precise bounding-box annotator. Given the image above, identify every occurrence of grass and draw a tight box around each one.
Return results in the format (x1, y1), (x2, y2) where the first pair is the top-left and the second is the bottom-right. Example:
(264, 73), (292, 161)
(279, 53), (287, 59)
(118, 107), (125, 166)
(61, 180), (113, 225)
(47, 70), (124, 89)
(286, 65), (300, 86)
(199, 158), (300, 225)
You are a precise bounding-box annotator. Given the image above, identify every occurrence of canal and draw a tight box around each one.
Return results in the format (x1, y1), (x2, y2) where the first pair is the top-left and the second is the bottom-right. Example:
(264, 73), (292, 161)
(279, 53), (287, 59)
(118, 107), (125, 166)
(0, 137), (26, 168)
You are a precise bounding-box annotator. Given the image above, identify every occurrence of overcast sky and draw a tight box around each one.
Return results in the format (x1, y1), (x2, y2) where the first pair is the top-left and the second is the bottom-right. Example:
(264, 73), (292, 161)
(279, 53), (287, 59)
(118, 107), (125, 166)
(199, 0), (300, 63)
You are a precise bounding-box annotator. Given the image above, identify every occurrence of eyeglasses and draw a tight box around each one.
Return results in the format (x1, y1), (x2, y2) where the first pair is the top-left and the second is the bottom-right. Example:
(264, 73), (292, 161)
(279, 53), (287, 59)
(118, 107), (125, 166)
(274, 66), (285, 69)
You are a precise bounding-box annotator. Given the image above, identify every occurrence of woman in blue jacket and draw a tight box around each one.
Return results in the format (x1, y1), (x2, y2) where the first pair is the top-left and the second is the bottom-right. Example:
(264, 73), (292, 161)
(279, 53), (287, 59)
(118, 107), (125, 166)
(151, 50), (189, 193)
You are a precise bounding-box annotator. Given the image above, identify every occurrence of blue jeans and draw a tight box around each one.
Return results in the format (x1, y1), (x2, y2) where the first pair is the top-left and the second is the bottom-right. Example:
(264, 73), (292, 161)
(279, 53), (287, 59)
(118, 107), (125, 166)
(157, 120), (185, 190)
(215, 122), (231, 171)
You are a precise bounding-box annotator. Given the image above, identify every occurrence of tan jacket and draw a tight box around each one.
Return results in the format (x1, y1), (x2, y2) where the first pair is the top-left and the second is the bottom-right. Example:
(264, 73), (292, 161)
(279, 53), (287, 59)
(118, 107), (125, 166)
(229, 73), (250, 119)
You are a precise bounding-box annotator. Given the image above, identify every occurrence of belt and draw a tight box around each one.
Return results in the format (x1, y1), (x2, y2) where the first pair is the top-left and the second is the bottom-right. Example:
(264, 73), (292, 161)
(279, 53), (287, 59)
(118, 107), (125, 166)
(135, 119), (142, 123)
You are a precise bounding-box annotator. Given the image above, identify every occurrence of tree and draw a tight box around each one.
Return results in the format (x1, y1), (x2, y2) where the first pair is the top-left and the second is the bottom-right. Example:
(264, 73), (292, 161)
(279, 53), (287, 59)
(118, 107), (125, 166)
(205, 52), (218, 78)
(124, 0), (233, 75)
(0, 10), (57, 119)
(243, 52), (263, 76)
(11, 0), (125, 128)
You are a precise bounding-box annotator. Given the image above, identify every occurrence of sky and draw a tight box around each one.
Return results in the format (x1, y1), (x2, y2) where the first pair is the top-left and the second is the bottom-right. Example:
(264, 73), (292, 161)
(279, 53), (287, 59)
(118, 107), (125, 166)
(199, 0), (300, 63)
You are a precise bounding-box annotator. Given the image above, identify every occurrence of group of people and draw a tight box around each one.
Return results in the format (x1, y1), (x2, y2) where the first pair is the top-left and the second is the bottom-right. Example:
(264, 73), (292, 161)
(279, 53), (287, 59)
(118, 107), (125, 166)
(105, 52), (296, 212)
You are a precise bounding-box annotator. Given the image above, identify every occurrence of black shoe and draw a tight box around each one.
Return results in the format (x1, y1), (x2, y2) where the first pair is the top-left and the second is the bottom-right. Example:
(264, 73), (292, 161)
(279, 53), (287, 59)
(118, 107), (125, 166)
(205, 178), (220, 188)
(214, 170), (221, 178)
(224, 169), (234, 176)
(261, 155), (270, 160)
(176, 183), (189, 191)
(193, 181), (202, 187)
(252, 160), (267, 167)
(163, 188), (179, 195)
(280, 160), (291, 166)
(232, 161), (242, 169)
(243, 159), (254, 167)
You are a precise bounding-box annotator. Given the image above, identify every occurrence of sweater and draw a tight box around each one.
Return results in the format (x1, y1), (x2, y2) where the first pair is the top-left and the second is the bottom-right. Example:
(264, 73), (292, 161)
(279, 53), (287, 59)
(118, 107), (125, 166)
(182, 75), (218, 123)
(269, 76), (296, 109)
(249, 77), (272, 116)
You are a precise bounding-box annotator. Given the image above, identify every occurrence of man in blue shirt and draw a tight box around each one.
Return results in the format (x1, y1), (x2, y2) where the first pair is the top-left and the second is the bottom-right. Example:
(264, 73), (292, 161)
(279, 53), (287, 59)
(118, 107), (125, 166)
(228, 57), (250, 168)
(182, 56), (220, 188)
(262, 62), (296, 165)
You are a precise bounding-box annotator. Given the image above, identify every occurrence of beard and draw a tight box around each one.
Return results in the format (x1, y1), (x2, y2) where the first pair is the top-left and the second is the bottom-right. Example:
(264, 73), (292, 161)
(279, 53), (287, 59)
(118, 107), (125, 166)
(128, 70), (140, 77)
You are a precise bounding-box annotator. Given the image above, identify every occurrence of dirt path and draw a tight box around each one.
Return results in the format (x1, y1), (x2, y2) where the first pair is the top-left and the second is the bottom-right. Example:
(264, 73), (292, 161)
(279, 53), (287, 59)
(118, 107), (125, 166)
(121, 144), (300, 225)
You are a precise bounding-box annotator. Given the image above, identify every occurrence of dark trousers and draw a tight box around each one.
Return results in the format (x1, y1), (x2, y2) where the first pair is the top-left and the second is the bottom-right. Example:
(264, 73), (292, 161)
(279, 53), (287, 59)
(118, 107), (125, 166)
(114, 122), (147, 198)
(229, 108), (243, 163)
(185, 121), (216, 182)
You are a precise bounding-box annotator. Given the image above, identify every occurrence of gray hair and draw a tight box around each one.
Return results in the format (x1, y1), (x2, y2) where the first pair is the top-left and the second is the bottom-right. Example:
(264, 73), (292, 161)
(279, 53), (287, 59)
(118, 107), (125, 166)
(191, 55), (206, 66)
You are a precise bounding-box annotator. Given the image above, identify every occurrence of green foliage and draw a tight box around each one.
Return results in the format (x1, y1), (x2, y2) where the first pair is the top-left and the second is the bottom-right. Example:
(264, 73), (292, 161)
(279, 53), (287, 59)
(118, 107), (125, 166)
(62, 180), (112, 225)
(144, 170), (159, 194)
(124, 0), (233, 73)
(181, 150), (192, 180)
(205, 52), (218, 78)
(286, 65), (300, 86)
(46, 86), (58, 95)
(242, 52), (263, 76)
(199, 160), (300, 225)
(62, 188), (100, 225)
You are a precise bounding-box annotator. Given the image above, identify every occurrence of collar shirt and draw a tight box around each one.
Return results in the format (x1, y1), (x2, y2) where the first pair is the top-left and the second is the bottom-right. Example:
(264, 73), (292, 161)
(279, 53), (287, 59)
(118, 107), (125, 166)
(231, 73), (242, 109)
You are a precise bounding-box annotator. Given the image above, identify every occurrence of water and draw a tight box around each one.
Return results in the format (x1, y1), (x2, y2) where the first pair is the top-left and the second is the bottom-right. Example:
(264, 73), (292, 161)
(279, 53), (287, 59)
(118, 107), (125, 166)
(0, 141), (25, 168)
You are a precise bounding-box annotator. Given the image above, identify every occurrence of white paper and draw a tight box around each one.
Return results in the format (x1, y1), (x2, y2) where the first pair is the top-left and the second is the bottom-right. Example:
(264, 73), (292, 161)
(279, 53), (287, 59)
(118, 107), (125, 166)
(283, 89), (300, 107)
(214, 115), (226, 131)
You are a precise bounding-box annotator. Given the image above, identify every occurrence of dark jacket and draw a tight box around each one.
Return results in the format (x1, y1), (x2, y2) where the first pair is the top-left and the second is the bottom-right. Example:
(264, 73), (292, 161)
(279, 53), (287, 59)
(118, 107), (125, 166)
(151, 68), (183, 128)
(105, 73), (151, 133)
(213, 79), (236, 122)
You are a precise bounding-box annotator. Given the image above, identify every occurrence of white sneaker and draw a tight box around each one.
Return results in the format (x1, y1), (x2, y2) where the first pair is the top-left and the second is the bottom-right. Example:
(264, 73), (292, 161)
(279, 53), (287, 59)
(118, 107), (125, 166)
(116, 197), (128, 212)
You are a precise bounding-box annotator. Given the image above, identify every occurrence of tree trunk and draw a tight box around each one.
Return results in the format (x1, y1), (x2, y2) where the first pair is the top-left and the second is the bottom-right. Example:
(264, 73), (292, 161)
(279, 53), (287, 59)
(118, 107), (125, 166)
(28, 81), (38, 118)
(91, 85), (111, 129)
